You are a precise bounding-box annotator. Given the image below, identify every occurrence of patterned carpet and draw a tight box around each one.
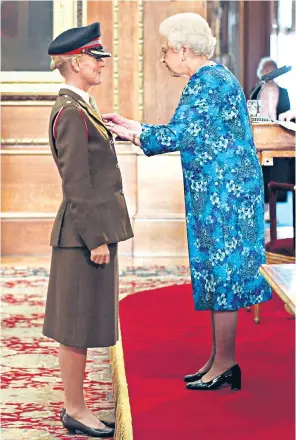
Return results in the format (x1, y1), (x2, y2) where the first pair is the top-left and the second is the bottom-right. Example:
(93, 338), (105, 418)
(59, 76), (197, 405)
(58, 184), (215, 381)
(1, 266), (190, 439)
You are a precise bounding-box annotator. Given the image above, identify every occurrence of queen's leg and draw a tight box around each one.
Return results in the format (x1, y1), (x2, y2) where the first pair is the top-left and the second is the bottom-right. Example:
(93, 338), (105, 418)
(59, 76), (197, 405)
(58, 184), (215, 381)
(201, 310), (238, 382)
(198, 311), (216, 373)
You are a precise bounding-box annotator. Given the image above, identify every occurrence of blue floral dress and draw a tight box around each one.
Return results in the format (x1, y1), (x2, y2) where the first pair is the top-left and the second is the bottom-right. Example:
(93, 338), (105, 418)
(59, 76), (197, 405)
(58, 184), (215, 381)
(140, 64), (272, 311)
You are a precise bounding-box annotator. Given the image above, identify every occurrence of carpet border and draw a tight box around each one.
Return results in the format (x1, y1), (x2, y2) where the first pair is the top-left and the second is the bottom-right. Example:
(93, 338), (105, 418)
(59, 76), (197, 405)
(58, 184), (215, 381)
(109, 320), (133, 440)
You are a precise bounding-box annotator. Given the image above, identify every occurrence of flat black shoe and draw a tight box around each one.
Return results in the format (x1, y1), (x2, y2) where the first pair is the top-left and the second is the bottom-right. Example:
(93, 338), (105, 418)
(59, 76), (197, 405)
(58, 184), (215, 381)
(184, 371), (206, 383)
(60, 408), (115, 428)
(61, 411), (115, 437)
(186, 364), (241, 391)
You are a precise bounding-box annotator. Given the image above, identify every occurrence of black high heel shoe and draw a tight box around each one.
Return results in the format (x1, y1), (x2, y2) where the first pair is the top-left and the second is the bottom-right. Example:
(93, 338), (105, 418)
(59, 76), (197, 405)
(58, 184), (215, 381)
(60, 411), (115, 437)
(186, 364), (241, 391)
(184, 371), (206, 383)
(60, 408), (115, 428)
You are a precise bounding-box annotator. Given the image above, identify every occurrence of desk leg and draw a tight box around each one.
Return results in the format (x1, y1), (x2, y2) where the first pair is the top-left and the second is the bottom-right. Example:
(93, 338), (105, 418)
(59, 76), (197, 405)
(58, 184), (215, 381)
(254, 304), (260, 324)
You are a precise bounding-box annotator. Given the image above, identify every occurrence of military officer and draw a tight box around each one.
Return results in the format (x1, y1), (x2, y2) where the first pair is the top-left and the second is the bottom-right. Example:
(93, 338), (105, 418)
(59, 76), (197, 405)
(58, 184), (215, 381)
(42, 22), (133, 437)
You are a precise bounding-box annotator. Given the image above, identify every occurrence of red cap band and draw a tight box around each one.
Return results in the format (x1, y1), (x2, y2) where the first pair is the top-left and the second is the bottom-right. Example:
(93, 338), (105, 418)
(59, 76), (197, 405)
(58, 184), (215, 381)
(62, 38), (103, 55)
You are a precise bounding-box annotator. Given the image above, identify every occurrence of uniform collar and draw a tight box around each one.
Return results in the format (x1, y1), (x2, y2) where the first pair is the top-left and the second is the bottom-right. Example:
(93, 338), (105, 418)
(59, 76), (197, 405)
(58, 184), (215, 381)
(61, 84), (90, 105)
(58, 87), (112, 139)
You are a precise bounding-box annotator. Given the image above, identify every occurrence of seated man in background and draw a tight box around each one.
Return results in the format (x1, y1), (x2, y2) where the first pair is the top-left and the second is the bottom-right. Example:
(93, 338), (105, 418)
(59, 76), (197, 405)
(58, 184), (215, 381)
(250, 57), (292, 213)
(250, 57), (290, 119)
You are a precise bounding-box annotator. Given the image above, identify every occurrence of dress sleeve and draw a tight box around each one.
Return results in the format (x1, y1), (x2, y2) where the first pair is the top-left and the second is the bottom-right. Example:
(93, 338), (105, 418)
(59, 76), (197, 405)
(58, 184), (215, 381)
(140, 109), (185, 157)
(139, 73), (222, 157)
(55, 106), (108, 250)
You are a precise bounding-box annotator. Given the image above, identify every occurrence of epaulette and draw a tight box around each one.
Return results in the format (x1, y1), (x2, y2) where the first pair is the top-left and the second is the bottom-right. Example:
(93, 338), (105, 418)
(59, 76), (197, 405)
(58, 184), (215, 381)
(53, 98), (88, 140)
(59, 94), (77, 108)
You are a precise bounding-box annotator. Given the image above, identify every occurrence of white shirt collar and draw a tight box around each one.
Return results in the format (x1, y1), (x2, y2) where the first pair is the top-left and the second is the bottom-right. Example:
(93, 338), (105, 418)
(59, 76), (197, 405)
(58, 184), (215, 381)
(62, 84), (90, 105)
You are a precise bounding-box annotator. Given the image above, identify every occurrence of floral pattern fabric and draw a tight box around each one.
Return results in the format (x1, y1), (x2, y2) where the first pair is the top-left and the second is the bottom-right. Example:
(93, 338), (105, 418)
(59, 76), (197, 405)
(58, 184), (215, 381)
(140, 64), (272, 311)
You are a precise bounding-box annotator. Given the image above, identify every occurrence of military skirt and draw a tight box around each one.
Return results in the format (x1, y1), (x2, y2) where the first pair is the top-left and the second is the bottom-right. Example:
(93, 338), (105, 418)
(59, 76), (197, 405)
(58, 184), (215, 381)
(42, 244), (118, 348)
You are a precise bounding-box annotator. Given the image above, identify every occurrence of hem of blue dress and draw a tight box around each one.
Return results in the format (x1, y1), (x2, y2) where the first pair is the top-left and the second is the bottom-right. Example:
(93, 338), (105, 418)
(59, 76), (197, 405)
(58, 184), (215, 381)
(194, 295), (273, 311)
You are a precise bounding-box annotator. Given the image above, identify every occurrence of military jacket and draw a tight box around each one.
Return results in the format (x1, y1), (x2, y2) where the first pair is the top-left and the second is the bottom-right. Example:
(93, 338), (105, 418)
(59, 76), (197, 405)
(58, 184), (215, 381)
(49, 88), (133, 250)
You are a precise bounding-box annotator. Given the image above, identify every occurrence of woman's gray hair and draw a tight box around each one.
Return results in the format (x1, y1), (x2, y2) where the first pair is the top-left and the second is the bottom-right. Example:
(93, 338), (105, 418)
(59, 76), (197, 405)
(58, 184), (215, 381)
(256, 57), (277, 79)
(159, 13), (216, 59)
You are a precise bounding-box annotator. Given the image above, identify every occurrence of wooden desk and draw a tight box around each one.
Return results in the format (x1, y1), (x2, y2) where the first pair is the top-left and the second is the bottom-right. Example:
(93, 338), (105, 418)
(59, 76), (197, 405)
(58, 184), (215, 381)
(252, 123), (295, 166)
(260, 264), (296, 314)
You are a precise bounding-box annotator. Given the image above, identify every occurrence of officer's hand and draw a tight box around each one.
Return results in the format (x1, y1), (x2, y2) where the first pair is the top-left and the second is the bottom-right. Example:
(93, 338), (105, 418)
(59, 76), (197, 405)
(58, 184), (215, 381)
(90, 244), (110, 265)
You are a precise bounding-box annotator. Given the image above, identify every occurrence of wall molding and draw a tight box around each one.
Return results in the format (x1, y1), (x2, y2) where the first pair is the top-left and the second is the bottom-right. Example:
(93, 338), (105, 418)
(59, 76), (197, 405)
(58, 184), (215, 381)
(1, 97), (56, 103)
(113, 0), (119, 113)
(1, 213), (57, 219)
(1, 149), (50, 155)
(1, 138), (49, 146)
(133, 251), (188, 258)
(134, 216), (185, 222)
(1, 141), (180, 156)
(138, 0), (144, 122)
(1, 213), (185, 221)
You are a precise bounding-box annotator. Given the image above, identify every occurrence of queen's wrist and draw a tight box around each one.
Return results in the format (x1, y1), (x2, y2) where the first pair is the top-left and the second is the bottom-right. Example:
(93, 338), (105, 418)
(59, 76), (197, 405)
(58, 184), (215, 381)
(128, 131), (138, 144)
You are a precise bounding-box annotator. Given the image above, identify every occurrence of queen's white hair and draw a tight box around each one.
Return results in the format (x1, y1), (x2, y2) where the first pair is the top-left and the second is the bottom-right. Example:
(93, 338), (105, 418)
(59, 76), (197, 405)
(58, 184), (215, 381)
(159, 13), (216, 59)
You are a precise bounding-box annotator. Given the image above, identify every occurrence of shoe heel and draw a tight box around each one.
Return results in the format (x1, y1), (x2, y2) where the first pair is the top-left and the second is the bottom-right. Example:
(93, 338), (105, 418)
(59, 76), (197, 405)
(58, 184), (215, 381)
(231, 381), (241, 390)
(230, 373), (241, 390)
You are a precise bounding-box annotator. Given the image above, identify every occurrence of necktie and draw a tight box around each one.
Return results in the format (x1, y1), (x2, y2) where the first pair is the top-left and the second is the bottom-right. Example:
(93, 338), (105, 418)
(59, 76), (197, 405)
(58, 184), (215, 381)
(89, 95), (100, 114)
(87, 95), (109, 139)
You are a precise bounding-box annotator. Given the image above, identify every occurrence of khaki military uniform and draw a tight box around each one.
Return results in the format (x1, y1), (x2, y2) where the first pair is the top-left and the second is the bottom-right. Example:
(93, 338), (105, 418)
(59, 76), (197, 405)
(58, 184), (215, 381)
(43, 88), (133, 348)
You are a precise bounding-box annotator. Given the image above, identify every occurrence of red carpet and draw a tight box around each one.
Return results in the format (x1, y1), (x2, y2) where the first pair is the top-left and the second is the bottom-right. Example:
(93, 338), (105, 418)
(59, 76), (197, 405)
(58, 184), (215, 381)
(120, 284), (295, 440)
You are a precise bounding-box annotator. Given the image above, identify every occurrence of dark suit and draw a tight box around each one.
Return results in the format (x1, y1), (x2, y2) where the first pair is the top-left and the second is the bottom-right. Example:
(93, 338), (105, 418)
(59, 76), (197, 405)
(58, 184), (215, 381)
(276, 87), (291, 119)
(250, 85), (290, 119)
(43, 88), (133, 348)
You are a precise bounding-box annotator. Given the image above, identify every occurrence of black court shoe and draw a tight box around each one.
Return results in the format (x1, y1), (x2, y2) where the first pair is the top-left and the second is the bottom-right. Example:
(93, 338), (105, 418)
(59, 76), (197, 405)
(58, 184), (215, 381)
(184, 371), (206, 383)
(60, 408), (115, 428)
(61, 410), (115, 437)
(186, 364), (241, 391)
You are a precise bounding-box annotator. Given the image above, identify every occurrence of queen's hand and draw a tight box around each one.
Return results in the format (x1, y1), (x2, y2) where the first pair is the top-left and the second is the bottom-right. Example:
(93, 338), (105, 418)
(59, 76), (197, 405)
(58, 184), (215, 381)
(106, 122), (142, 146)
(103, 113), (141, 133)
(105, 122), (133, 141)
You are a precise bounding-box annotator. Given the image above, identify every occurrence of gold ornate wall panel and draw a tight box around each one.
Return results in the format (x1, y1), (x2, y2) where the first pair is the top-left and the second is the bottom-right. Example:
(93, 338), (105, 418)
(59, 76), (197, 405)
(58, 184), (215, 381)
(87, 1), (114, 114)
(118, 1), (143, 120)
(1, 219), (54, 256)
(133, 218), (188, 257)
(136, 155), (185, 216)
(1, 155), (61, 212)
(143, 1), (206, 124)
(1, 103), (52, 141)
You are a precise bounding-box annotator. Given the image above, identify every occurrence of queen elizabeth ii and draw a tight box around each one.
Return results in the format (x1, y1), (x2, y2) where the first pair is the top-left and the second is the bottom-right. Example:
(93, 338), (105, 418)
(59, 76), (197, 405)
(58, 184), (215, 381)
(104, 12), (271, 391)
